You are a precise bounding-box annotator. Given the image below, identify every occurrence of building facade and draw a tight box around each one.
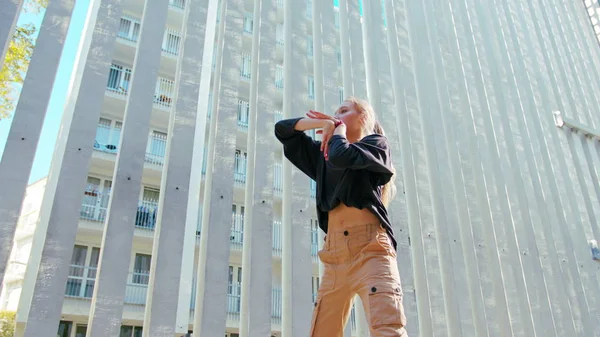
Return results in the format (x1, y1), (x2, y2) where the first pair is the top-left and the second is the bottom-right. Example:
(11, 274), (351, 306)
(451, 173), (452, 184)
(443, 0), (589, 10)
(1, 0), (600, 336)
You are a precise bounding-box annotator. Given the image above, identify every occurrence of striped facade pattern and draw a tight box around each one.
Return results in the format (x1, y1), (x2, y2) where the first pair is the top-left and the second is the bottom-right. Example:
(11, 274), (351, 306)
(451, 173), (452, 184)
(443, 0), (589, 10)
(1, 0), (600, 336)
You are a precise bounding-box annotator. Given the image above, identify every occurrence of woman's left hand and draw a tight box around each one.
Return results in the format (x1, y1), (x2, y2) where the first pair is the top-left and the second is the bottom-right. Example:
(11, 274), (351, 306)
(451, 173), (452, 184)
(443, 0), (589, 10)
(307, 110), (337, 123)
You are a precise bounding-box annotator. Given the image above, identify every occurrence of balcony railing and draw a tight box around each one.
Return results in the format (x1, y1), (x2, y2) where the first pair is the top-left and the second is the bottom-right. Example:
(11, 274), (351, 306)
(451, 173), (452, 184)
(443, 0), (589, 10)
(243, 13), (253, 34)
(272, 221), (282, 256)
(274, 163), (283, 194)
(106, 64), (175, 109)
(169, 0), (185, 10)
(80, 187), (110, 222)
(163, 29), (181, 55)
(234, 154), (247, 185)
(237, 100), (250, 129)
(65, 265), (97, 299)
(310, 179), (316, 198)
(274, 110), (283, 123)
(93, 124), (168, 167)
(154, 78), (175, 108)
(146, 132), (167, 166)
(135, 199), (158, 230)
(272, 219), (317, 257)
(230, 213), (244, 250)
(275, 65), (284, 90)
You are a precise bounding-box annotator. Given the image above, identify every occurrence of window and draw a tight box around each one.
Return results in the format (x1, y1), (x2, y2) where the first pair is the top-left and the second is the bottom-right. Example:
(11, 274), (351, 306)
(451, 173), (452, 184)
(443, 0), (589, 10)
(65, 246), (99, 298)
(240, 54), (251, 80)
(243, 12), (253, 33)
(118, 16), (140, 42)
(120, 325), (143, 337)
(306, 0), (313, 19)
(338, 86), (344, 104)
(336, 48), (342, 67)
(227, 266), (242, 313)
(308, 76), (315, 99)
(75, 325), (87, 337)
(133, 254), (151, 284)
(334, 8), (340, 28)
(57, 321), (72, 337)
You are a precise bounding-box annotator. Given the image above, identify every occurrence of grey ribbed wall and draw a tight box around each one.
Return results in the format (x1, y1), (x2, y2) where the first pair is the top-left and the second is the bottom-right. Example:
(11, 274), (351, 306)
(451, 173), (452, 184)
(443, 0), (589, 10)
(385, 0), (600, 335)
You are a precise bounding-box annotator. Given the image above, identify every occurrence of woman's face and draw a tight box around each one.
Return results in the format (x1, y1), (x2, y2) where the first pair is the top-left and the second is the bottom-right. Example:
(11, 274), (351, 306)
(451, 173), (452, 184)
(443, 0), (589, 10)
(334, 101), (364, 132)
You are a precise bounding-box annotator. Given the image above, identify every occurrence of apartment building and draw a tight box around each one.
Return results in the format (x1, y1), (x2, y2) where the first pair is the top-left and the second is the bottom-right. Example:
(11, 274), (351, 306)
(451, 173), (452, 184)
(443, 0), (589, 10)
(2, 0), (600, 336)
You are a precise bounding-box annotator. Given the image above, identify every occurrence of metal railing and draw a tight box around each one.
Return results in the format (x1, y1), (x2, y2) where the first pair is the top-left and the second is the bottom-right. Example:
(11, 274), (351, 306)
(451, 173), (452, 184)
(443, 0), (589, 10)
(276, 24), (284, 46)
(234, 154), (247, 185)
(230, 213), (244, 250)
(114, 270), (150, 305)
(237, 99), (250, 128)
(94, 123), (121, 154)
(117, 16), (140, 42)
(240, 55), (252, 81)
(154, 78), (175, 108)
(275, 65), (284, 90)
(272, 221), (282, 256)
(145, 132), (167, 166)
(135, 199), (159, 230)
(310, 179), (317, 198)
(274, 110), (283, 123)
(169, 0), (185, 10)
(243, 13), (253, 34)
(163, 29), (181, 55)
(273, 163), (283, 194)
(80, 187), (110, 222)
(65, 265), (97, 299)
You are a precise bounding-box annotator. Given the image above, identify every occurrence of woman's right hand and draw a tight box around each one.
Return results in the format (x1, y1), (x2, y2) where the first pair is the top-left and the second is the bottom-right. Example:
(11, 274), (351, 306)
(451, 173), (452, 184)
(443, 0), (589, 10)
(318, 120), (335, 159)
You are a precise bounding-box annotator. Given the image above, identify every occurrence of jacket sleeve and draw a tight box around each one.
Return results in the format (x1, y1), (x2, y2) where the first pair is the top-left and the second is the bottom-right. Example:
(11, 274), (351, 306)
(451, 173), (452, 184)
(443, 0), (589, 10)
(327, 134), (394, 181)
(274, 117), (321, 180)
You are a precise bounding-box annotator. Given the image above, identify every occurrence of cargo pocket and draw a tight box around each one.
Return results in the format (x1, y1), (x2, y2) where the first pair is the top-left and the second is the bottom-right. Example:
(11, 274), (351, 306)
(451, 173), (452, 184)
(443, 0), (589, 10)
(367, 283), (406, 329)
(309, 299), (322, 337)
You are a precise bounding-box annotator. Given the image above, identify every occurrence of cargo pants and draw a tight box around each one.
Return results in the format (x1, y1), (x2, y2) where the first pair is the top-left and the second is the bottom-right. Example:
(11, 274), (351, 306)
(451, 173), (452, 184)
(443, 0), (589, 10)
(310, 222), (408, 337)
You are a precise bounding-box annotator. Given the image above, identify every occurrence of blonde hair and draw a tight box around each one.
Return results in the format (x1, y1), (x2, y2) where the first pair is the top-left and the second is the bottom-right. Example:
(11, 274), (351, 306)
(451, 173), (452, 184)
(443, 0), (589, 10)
(344, 96), (397, 207)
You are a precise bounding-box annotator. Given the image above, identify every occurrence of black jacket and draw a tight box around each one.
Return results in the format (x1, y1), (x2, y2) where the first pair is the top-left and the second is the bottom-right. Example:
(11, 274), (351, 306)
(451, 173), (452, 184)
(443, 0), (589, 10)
(274, 117), (397, 251)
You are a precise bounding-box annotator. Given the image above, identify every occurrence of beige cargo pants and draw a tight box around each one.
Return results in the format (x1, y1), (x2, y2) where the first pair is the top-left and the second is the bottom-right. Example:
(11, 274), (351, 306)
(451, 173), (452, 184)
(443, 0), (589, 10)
(310, 223), (408, 337)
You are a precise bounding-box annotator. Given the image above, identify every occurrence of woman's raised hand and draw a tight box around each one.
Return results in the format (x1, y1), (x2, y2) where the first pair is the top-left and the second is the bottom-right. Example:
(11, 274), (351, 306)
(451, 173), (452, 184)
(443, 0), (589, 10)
(306, 110), (337, 160)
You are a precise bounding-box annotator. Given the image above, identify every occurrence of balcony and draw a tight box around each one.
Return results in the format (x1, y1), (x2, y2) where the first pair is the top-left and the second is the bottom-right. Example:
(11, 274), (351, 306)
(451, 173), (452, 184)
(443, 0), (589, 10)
(234, 153), (247, 186)
(274, 163), (283, 195)
(92, 123), (168, 167)
(169, 0), (185, 10)
(65, 265), (149, 306)
(135, 198), (159, 230)
(230, 213), (244, 250)
(237, 100), (250, 129)
(117, 16), (182, 57)
(272, 220), (318, 258)
(79, 189), (159, 231)
(275, 65), (284, 90)
(105, 63), (175, 111)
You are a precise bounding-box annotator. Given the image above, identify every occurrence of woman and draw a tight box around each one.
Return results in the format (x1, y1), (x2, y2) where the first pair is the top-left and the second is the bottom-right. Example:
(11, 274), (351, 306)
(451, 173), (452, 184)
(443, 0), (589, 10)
(274, 97), (408, 337)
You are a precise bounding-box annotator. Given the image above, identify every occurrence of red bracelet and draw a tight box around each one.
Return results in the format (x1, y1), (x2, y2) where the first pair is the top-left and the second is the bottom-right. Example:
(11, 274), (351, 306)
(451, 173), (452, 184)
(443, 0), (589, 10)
(333, 119), (344, 128)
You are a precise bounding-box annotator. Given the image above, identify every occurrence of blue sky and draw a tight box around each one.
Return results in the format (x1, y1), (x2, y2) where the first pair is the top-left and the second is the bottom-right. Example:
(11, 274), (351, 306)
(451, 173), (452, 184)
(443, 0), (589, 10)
(0, 0), (90, 183)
